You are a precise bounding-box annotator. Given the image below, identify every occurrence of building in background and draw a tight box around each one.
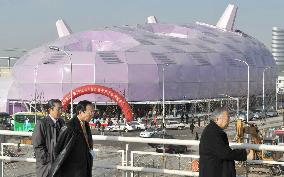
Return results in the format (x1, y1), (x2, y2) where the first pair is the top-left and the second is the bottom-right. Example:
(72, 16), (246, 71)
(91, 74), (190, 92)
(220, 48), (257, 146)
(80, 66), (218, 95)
(0, 4), (277, 113)
(273, 27), (284, 93)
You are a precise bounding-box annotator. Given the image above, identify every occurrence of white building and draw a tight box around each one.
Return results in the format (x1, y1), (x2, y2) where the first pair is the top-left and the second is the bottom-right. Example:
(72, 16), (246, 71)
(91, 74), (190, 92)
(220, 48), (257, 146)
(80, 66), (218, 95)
(272, 27), (284, 93)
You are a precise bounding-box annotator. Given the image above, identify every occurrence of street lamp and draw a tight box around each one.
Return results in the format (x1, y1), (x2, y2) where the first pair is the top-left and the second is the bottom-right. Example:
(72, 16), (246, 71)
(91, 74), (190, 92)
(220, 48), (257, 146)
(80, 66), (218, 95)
(161, 63), (169, 168)
(49, 46), (73, 117)
(34, 64), (39, 123)
(262, 67), (272, 112)
(234, 59), (250, 122)
(276, 78), (278, 112)
(34, 62), (46, 123)
(162, 63), (169, 128)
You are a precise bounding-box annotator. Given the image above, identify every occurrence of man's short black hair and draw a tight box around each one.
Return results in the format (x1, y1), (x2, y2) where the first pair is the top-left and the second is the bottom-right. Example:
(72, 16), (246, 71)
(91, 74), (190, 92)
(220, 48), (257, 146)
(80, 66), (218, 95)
(46, 99), (62, 112)
(210, 106), (228, 121)
(76, 100), (93, 115)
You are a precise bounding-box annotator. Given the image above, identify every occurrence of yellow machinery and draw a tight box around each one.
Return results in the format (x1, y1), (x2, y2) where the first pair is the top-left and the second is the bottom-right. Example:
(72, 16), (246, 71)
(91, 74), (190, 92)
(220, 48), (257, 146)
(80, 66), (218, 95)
(235, 119), (283, 160)
(235, 119), (283, 175)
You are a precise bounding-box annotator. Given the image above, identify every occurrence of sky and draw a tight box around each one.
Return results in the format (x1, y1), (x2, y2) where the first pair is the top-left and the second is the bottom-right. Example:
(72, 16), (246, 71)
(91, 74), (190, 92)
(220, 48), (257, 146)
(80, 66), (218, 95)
(0, 0), (283, 57)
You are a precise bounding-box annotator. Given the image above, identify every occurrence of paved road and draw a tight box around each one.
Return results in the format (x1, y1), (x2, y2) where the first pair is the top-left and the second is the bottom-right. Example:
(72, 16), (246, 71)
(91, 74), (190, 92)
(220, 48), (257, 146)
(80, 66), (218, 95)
(92, 115), (284, 152)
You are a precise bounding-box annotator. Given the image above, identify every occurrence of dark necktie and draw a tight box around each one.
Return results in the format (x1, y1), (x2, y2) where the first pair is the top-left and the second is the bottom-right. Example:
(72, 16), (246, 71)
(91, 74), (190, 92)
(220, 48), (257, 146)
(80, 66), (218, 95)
(80, 121), (90, 149)
(55, 120), (61, 137)
(51, 120), (60, 162)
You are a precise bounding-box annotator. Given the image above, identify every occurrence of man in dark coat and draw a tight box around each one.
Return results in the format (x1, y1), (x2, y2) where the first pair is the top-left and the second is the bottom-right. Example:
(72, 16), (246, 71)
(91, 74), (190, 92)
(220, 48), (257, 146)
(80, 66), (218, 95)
(199, 107), (248, 177)
(190, 122), (195, 134)
(48, 100), (94, 177)
(32, 99), (65, 177)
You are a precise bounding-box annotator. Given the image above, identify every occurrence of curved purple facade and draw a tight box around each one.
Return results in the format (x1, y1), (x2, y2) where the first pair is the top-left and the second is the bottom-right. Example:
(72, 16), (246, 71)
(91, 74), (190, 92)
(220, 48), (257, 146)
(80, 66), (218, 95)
(9, 23), (277, 103)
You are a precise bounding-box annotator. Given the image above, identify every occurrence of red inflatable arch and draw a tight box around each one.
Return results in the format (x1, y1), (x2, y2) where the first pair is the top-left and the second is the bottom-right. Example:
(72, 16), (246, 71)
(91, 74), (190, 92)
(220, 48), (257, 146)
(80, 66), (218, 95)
(61, 85), (133, 122)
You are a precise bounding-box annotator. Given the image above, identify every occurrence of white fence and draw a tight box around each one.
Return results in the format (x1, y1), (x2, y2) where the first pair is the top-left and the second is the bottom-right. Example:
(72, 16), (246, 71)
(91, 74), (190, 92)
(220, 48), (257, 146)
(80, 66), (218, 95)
(0, 130), (284, 176)
(130, 151), (200, 177)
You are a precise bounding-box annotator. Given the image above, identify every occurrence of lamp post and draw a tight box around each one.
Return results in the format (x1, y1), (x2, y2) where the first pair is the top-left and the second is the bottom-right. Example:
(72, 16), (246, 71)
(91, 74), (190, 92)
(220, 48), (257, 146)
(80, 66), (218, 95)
(235, 59), (250, 122)
(262, 67), (272, 112)
(34, 64), (39, 123)
(162, 64), (169, 128)
(161, 63), (169, 169)
(276, 79), (278, 112)
(49, 46), (73, 117)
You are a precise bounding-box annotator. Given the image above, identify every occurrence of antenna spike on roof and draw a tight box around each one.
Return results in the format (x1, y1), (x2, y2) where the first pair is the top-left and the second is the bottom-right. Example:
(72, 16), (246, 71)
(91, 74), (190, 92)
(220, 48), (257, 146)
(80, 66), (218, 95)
(147, 16), (158, 24)
(56, 19), (72, 38)
(216, 4), (238, 31)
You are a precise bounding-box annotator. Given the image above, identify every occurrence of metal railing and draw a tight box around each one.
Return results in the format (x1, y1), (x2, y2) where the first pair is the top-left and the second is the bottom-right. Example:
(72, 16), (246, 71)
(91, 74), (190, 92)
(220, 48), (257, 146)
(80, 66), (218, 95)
(130, 151), (200, 176)
(0, 130), (284, 176)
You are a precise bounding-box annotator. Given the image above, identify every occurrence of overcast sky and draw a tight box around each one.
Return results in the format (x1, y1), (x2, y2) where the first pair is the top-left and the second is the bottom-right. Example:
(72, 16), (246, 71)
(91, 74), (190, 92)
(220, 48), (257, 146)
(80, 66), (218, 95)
(0, 0), (283, 57)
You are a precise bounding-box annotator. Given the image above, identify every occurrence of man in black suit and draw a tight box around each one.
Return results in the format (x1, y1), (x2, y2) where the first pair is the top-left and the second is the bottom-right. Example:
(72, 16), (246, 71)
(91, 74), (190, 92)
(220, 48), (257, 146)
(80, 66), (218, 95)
(48, 100), (94, 177)
(199, 107), (248, 177)
(32, 99), (65, 177)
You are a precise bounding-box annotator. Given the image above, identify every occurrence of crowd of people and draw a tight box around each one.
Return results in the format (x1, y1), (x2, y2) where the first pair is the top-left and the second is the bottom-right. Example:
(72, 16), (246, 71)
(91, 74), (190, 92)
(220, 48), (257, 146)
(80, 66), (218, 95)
(91, 104), (205, 127)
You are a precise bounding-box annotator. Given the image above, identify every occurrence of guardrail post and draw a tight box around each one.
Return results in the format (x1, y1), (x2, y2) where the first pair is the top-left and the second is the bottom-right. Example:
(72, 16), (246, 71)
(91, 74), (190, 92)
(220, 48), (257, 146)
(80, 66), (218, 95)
(0, 135), (6, 177)
(1, 143), (3, 177)
(246, 161), (249, 177)
(152, 159), (155, 177)
(244, 134), (250, 177)
(122, 150), (125, 177)
(122, 150), (125, 166)
(130, 151), (134, 177)
(178, 154), (181, 170)
(125, 144), (129, 177)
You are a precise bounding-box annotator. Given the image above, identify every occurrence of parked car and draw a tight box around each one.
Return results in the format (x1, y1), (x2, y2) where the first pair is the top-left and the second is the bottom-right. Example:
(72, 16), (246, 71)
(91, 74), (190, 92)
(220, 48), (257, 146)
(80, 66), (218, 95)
(252, 109), (266, 120)
(147, 133), (187, 153)
(121, 123), (135, 132)
(156, 144), (187, 154)
(165, 121), (185, 130)
(106, 123), (135, 132)
(265, 110), (278, 117)
(148, 133), (175, 148)
(140, 128), (160, 138)
(239, 110), (254, 121)
(131, 121), (146, 130)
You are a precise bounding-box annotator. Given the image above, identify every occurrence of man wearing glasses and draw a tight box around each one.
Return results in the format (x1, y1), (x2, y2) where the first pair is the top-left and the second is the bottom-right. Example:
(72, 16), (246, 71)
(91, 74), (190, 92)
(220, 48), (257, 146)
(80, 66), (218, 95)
(32, 99), (65, 177)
